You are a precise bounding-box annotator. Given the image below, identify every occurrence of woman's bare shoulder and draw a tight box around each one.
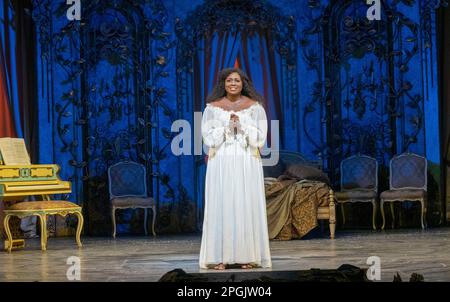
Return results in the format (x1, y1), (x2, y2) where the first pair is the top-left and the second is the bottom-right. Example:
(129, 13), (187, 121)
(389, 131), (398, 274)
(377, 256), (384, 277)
(242, 95), (256, 102)
(209, 98), (226, 108)
(242, 96), (258, 106)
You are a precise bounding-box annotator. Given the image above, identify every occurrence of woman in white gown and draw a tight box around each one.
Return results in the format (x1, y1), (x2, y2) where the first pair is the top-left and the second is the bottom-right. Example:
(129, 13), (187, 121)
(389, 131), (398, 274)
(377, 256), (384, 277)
(199, 68), (272, 270)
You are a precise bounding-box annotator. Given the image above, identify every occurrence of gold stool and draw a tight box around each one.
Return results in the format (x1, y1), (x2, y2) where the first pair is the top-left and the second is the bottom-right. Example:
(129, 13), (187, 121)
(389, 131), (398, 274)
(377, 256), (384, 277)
(3, 201), (83, 252)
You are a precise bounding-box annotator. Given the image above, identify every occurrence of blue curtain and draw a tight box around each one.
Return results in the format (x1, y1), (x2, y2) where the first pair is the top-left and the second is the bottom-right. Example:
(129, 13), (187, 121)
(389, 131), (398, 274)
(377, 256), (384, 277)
(194, 29), (284, 224)
(194, 29), (283, 147)
(195, 31), (242, 110)
(238, 30), (283, 147)
(0, 1), (23, 138)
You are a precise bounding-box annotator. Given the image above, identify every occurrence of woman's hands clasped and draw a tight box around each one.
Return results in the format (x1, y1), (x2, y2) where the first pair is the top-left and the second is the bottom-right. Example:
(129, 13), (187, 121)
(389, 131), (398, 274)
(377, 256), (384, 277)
(229, 114), (242, 137)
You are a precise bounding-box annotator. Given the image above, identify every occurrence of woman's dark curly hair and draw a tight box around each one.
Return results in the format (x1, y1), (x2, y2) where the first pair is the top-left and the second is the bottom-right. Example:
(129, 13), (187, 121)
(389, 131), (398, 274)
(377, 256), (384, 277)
(206, 68), (264, 104)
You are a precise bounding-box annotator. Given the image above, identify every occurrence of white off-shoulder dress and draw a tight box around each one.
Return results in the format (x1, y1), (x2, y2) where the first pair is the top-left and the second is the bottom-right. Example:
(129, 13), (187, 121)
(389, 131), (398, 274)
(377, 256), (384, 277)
(199, 102), (272, 269)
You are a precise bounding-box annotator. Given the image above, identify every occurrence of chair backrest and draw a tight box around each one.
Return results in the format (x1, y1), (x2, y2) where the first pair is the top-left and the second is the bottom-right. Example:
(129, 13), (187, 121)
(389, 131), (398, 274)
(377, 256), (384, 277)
(341, 155), (378, 191)
(108, 161), (147, 199)
(390, 153), (427, 191)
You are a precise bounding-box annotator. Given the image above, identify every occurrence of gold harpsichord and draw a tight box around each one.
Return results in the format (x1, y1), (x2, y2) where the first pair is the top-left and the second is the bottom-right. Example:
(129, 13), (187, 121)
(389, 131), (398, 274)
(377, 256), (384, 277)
(0, 138), (71, 201)
(0, 138), (72, 249)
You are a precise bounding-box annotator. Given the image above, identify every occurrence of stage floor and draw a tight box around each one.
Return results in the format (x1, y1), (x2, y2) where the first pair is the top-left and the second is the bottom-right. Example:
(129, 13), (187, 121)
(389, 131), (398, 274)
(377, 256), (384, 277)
(1, 228), (450, 282)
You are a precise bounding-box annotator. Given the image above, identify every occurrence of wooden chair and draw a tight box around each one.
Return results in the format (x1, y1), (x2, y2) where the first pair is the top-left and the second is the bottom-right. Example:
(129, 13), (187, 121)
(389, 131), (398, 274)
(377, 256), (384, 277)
(108, 161), (156, 237)
(335, 155), (378, 230)
(380, 153), (427, 229)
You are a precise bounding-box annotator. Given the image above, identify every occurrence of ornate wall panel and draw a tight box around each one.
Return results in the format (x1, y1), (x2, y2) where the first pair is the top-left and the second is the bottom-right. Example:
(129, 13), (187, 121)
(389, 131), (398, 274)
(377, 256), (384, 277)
(31, 0), (446, 234)
(33, 0), (196, 235)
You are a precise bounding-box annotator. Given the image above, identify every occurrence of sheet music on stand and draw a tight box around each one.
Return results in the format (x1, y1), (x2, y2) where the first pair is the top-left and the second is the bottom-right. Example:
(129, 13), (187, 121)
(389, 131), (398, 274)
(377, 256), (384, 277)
(0, 137), (31, 165)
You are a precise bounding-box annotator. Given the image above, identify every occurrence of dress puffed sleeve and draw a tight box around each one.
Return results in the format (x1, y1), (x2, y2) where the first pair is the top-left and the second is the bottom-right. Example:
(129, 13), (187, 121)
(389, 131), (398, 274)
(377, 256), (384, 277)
(237, 104), (268, 149)
(201, 105), (229, 148)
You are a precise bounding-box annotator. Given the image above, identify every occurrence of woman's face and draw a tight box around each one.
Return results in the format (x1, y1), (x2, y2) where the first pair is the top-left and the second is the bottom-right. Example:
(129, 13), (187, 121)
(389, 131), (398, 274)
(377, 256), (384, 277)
(224, 72), (243, 97)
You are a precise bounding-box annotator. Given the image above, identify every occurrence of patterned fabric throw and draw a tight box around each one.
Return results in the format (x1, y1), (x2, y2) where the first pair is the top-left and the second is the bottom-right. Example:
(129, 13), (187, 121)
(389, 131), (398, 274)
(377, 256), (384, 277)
(265, 179), (330, 240)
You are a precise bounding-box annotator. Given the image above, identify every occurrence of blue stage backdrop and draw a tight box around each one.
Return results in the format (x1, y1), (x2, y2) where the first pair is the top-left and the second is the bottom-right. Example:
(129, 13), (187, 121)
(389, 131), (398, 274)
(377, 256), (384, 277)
(28, 0), (445, 235)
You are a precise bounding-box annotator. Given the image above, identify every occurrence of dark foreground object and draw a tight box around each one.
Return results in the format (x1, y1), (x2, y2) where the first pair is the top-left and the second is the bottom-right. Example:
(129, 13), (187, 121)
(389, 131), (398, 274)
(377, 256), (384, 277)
(159, 264), (369, 282)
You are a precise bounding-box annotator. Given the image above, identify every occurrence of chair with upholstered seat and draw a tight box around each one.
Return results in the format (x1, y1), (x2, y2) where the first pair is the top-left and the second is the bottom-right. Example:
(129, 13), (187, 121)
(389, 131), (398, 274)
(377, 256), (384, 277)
(3, 200), (83, 252)
(380, 152), (427, 229)
(335, 155), (378, 230)
(108, 161), (156, 237)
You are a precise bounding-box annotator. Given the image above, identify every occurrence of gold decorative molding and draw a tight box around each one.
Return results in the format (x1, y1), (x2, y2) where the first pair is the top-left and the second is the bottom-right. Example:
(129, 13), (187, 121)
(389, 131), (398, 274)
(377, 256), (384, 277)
(30, 167), (54, 178)
(0, 168), (21, 179)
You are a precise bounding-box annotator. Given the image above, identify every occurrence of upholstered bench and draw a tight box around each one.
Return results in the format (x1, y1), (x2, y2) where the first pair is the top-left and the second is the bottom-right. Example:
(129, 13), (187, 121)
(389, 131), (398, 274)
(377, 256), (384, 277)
(3, 201), (83, 252)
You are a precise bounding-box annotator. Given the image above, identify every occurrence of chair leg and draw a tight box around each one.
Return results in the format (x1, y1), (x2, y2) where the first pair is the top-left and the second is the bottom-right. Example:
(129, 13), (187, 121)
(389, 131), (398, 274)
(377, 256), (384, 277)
(144, 208), (148, 236)
(372, 201), (377, 230)
(424, 197), (428, 228)
(111, 207), (116, 238)
(390, 202), (395, 229)
(420, 199), (426, 229)
(37, 214), (47, 251)
(4, 215), (13, 253)
(381, 200), (386, 230)
(74, 211), (84, 247)
(340, 203), (346, 226)
(152, 206), (157, 237)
